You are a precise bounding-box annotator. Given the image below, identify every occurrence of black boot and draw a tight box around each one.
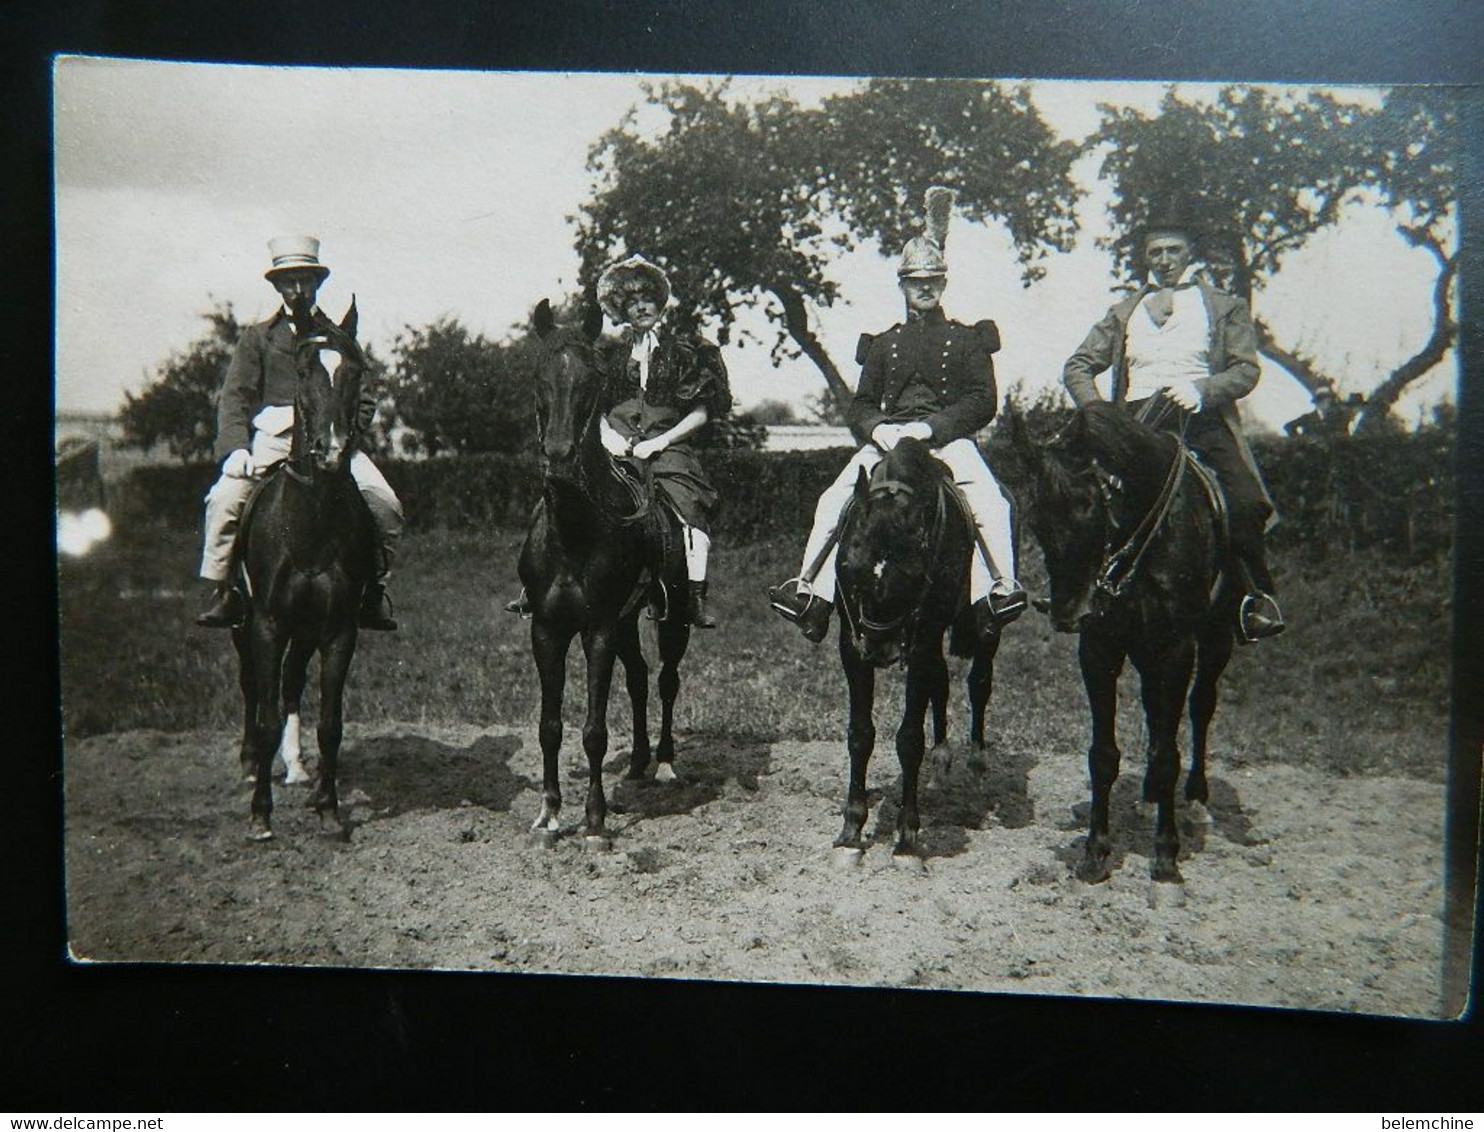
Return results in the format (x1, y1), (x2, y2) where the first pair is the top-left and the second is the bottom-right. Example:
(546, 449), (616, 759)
(1238, 592), (1285, 643)
(196, 583), (244, 629)
(768, 582), (832, 644)
(687, 581), (718, 629)
(359, 582), (398, 631)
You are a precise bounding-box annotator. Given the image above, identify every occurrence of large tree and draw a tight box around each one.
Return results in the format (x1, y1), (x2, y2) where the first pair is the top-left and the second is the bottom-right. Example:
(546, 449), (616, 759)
(1090, 86), (1459, 423)
(119, 302), (243, 463)
(576, 79), (1080, 415)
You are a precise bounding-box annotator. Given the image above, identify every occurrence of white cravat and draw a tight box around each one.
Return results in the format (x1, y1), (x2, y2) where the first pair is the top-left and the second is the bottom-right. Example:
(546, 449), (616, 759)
(632, 328), (659, 391)
(1126, 269), (1209, 402)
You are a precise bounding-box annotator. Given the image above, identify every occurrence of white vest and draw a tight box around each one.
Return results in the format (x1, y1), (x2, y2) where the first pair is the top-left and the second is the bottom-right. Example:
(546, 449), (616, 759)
(1125, 284), (1210, 402)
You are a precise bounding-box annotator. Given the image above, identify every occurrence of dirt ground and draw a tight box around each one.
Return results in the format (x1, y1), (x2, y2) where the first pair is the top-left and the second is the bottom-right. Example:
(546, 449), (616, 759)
(64, 715), (1449, 1019)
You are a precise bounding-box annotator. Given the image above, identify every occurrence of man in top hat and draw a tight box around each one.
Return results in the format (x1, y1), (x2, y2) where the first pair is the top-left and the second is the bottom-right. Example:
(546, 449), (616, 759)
(506, 254), (731, 627)
(768, 187), (1026, 644)
(195, 235), (403, 630)
(1062, 213), (1284, 642)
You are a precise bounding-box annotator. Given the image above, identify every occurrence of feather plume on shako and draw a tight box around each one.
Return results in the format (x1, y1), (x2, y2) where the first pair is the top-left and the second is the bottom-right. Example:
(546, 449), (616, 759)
(923, 185), (956, 250)
(897, 186), (956, 278)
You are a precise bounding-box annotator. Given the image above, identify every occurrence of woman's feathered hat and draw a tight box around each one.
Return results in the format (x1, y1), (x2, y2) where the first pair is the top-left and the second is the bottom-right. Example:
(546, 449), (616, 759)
(596, 254), (672, 323)
(897, 186), (956, 278)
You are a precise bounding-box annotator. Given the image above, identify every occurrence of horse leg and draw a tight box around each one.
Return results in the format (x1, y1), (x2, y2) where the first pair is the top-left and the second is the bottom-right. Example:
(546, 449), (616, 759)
(530, 620), (571, 835)
(1077, 632), (1125, 883)
(276, 637), (314, 785)
(894, 643), (941, 861)
(966, 640), (997, 771)
(925, 647), (952, 788)
(835, 639), (876, 854)
(653, 614), (691, 782)
(616, 612), (652, 780)
(1186, 621), (1235, 816)
(246, 622), (289, 840)
(578, 625), (619, 845)
(1136, 640), (1196, 883)
(232, 627), (256, 783)
(312, 629), (357, 834)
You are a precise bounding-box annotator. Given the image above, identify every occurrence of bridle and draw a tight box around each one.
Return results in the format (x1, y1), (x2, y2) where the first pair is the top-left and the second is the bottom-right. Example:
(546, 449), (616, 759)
(838, 474), (950, 659)
(535, 335), (655, 526)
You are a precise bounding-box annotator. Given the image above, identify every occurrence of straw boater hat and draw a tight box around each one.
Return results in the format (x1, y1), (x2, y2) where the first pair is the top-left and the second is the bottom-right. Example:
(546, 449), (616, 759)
(596, 254), (671, 324)
(264, 235), (331, 282)
(897, 186), (956, 278)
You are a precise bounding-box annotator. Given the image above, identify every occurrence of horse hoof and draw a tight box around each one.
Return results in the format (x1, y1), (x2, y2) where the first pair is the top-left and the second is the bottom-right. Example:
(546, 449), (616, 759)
(624, 764), (648, 781)
(246, 818), (274, 842)
(1076, 859), (1111, 885)
(831, 846), (864, 870)
(528, 828), (559, 850)
(1148, 876), (1186, 905)
(892, 852), (925, 874)
(1184, 800), (1213, 826)
(283, 768), (311, 786)
(583, 834), (613, 853)
(1150, 861), (1185, 887)
(654, 763), (678, 783)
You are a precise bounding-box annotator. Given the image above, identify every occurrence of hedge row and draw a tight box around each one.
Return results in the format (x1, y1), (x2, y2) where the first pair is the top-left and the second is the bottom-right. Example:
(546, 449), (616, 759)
(112, 426), (1456, 559)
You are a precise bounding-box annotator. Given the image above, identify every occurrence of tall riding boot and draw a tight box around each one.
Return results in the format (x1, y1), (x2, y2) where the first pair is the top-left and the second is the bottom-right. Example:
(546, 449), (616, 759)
(687, 581), (718, 629)
(1230, 523), (1283, 642)
(196, 581), (244, 628)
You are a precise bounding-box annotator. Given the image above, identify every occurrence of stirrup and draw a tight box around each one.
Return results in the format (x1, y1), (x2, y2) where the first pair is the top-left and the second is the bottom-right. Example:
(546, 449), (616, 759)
(768, 575), (819, 623)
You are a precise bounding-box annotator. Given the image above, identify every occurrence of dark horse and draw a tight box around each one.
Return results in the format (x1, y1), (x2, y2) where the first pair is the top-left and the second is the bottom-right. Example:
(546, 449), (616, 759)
(519, 300), (693, 847)
(832, 437), (1001, 864)
(1012, 401), (1238, 883)
(233, 301), (375, 840)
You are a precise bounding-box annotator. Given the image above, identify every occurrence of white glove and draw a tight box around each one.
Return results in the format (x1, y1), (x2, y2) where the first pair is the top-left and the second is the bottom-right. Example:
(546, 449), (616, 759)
(1164, 380), (1201, 411)
(600, 422), (631, 457)
(631, 438), (667, 461)
(221, 448), (253, 478)
(899, 421), (934, 442)
(871, 423), (903, 452)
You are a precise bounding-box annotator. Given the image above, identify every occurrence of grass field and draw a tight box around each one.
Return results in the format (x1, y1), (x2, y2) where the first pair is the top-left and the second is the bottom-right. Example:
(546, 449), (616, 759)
(58, 518), (1452, 781)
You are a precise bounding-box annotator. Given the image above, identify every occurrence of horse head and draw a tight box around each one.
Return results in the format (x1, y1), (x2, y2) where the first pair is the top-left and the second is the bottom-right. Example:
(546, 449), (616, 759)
(837, 437), (943, 667)
(531, 297), (606, 479)
(1010, 405), (1110, 633)
(291, 299), (364, 476)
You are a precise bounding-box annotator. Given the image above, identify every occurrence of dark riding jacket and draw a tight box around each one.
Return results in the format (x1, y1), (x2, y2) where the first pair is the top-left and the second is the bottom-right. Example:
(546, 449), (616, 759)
(215, 309), (377, 461)
(848, 307), (1001, 446)
(1062, 278), (1275, 520)
(601, 327), (733, 420)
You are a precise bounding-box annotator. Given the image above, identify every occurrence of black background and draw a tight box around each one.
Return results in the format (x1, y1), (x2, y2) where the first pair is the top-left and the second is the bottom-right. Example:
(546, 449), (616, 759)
(9, 0), (1483, 1111)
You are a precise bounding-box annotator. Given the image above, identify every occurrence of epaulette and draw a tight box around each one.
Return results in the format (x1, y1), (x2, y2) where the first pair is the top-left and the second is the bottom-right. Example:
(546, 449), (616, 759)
(855, 332), (876, 364)
(973, 319), (1001, 353)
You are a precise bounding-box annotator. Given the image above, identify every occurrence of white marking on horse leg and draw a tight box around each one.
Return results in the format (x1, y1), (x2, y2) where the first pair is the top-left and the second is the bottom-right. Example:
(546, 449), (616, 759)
(654, 762), (677, 783)
(278, 713), (309, 784)
(1185, 799), (1213, 826)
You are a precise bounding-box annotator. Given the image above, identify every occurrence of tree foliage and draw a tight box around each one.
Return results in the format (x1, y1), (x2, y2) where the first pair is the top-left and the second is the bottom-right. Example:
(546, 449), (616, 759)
(576, 79), (1080, 414)
(382, 317), (535, 457)
(1089, 85), (1459, 426)
(119, 303), (243, 463)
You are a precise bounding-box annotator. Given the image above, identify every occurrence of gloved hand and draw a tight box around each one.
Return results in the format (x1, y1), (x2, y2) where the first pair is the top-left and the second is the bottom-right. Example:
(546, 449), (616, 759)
(1163, 380), (1201, 411)
(899, 421), (934, 442)
(600, 425), (632, 457)
(871, 423), (903, 452)
(631, 438), (667, 461)
(221, 448), (254, 478)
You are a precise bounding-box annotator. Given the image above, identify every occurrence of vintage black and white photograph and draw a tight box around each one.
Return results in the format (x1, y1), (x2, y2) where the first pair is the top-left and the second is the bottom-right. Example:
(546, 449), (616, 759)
(54, 57), (1471, 1020)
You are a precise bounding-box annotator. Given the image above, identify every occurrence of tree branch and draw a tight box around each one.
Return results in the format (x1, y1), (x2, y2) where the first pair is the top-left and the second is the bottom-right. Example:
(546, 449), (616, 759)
(768, 284), (852, 419)
(1253, 317), (1339, 401)
(1355, 250), (1459, 432)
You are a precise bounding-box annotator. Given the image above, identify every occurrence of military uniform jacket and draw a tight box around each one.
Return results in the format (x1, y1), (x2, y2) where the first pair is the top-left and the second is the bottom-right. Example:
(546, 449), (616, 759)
(214, 309), (377, 461)
(847, 307), (1001, 446)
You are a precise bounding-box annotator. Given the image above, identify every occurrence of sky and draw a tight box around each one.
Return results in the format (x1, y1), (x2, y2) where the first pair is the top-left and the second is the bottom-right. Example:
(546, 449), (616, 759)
(53, 58), (1456, 433)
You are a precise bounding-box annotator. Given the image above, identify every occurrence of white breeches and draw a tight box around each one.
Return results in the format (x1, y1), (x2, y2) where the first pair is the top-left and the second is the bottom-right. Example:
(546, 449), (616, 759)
(683, 525), (709, 582)
(199, 437), (403, 582)
(796, 438), (1015, 604)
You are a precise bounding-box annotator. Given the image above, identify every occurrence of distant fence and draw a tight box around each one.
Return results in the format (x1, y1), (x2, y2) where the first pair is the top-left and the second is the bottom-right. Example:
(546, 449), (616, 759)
(113, 425), (1455, 559)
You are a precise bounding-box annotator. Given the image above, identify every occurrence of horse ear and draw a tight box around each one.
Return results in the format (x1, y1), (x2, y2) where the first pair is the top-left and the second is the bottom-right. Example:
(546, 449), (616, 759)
(1005, 405), (1041, 471)
(339, 295), (359, 339)
(581, 301), (604, 343)
(854, 464), (870, 506)
(533, 299), (555, 340)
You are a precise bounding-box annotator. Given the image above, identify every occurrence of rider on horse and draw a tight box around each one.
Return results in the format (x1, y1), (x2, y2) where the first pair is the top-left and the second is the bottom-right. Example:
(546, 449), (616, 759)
(507, 254), (732, 628)
(1062, 210), (1285, 643)
(769, 186), (1026, 645)
(195, 236), (403, 631)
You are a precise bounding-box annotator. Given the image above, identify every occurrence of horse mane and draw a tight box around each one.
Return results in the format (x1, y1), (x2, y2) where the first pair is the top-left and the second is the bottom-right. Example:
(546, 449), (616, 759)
(1072, 402), (1180, 490)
